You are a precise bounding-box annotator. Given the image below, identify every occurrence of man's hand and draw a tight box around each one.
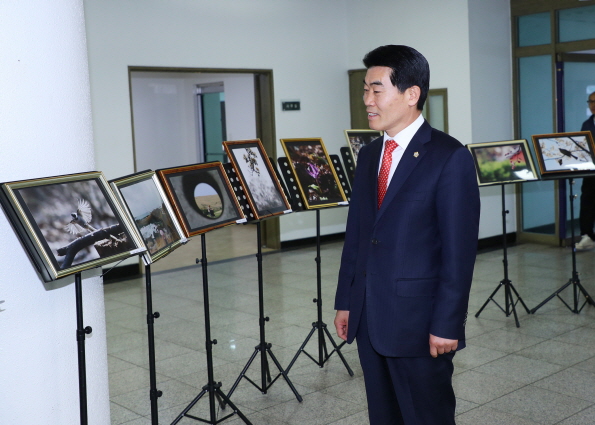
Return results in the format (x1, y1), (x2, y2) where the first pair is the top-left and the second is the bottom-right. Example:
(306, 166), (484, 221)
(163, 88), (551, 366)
(429, 334), (458, 358)
(334, 310), (349, 341)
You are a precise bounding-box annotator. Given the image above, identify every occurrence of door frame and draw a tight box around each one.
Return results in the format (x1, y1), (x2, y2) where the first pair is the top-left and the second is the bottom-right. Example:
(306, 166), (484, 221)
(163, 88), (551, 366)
(128, 66), (282, 249)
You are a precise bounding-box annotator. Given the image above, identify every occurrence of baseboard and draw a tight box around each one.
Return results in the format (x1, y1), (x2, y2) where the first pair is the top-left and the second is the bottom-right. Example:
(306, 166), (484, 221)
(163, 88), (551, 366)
(103, 263), (141, 284)
(280, 232), (346, 250)
(104, 232), (517, 282)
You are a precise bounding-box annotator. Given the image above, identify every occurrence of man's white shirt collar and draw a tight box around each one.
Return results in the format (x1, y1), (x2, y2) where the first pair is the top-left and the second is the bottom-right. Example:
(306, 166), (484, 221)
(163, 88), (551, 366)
(383, 113), (424, 150)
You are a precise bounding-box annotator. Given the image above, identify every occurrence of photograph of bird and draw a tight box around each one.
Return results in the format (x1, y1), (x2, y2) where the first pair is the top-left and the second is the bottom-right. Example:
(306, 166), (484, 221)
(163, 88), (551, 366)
(64, 199), (97, 235)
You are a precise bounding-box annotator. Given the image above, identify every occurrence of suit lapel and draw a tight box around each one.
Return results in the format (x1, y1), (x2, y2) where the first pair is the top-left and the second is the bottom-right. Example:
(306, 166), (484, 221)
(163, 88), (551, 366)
(375, 121), (432, 223)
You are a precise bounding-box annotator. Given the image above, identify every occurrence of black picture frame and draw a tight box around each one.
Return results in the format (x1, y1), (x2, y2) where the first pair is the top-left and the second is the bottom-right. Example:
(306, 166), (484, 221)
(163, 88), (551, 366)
(467, 139), (538, 186)
(279, 138), (348, 209)
(0, 171), (144, 282)
(110, 170), (187, 265)
(223, 139), (291, 220)
(156, 162), (245, 237)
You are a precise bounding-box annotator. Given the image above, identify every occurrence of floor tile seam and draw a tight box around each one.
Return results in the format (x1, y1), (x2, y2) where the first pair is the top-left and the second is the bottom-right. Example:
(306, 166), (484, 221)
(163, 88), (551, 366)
(529, 364), (595, 403)
(551, 404), (595, 424)
(464, 351), (562, 381)
(485, 380), (594, 413)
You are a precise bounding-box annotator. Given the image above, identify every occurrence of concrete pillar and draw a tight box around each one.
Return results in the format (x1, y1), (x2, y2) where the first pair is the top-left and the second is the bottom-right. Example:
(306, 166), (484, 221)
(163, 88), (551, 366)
(0, 1), (110, 423)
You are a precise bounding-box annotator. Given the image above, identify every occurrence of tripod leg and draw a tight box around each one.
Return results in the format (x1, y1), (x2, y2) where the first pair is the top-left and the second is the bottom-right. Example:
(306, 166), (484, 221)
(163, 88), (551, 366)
(286, 325), (317, 374)
(509, 284), (531, 314)
(475, 283), (503, 318)
(215, 386), (253, 424)
(265, 347), (303, 402)
(225, 347), (260, 405)
(170, 388), (207, 424)
(506, 283), (520, 328)
(322, 325), (354, 376)
(531, 279), (573, 314)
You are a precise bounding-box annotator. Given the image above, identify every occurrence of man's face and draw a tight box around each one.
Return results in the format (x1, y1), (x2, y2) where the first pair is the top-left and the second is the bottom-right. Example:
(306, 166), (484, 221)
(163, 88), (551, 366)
(363, 66), (417, 137)
(589, 92), (595, 116)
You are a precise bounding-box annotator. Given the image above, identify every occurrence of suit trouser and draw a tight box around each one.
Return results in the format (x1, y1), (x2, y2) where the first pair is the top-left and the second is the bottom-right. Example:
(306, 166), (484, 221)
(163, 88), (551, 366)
(356, 305), (456, 425)
(580, 177), (595, 240)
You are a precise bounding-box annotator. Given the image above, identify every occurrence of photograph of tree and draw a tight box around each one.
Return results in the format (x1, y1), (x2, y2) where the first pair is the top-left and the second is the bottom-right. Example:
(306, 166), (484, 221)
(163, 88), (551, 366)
(0, 172), (142, 281)
(344, 130), (383, 163)
(157, 162), (244, 237)
(224, 139), (290, 219)
(280, 138), (348, 209)
(468, 140), (538, 186)
(112, 171), (185, 263)
(532, 132), (595, 176)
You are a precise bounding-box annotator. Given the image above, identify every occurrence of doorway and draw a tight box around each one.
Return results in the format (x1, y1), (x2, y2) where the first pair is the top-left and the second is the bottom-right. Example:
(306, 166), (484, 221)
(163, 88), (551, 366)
(128, 68), (281, 269)
(196, 83), (227, 163)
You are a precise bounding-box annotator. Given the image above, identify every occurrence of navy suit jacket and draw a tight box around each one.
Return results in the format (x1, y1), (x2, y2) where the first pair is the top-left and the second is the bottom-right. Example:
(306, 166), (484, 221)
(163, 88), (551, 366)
(334, 120), (480, 357)
(582, 114), (595, 136)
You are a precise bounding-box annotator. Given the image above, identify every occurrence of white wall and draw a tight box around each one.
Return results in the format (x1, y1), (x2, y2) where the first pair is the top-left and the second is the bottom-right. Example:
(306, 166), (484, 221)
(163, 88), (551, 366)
(84, 0), (351, 241)
(84, 0), (514, 243)
(131, 72), (257, 170)
(468, 0), (516, 238)
(0, 1), (109, 424)
(345, 0), (514, 239)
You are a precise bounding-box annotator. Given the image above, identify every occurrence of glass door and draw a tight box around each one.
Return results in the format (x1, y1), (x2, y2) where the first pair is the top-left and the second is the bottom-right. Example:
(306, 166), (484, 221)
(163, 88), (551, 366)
(196, 83), (227, 163)
(559, 55), (595, 240)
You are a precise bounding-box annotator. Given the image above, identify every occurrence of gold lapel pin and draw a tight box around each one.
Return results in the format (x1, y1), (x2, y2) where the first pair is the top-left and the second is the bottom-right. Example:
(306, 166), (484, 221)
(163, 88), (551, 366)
(414, 152), (419, 158)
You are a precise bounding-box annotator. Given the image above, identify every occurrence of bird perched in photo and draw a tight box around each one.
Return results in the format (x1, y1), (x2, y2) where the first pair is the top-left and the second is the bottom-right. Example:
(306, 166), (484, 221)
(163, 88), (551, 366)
(64, 199), (97, 235)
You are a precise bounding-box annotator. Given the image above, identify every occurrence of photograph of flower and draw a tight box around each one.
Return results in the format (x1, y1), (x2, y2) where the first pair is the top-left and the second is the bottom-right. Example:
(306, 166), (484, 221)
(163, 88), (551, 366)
(223, 139), (290, 220)
(344, 129), (383, 164)
(156, 162), (245, 237)
(280, 138), (348, 209)
(467, 140), (538, 186)
(111, 170), (186, 264)
(0, 172), (143, 281)
(532, 131), (595, 177)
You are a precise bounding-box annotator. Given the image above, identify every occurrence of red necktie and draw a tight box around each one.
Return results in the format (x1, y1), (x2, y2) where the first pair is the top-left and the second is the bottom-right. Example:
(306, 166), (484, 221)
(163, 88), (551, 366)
(378, 139), (398, 209)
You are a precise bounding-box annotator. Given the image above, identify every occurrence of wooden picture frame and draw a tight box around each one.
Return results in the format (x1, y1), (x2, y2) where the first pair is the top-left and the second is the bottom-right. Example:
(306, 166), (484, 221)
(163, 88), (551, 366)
(110, 170), (187, 265)
(531, 131), (595, 178)
(156, 162), (245, 237)
(279, 138), (348, 209)
(0, 171), (144, 282)
(344, 129), (383, 164)
(223, 139), (291, 220)
(467, 139), (538, 186)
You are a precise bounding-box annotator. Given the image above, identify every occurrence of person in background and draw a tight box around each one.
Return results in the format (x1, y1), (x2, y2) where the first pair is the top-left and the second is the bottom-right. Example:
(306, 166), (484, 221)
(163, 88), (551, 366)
(575, 91), (595, 251)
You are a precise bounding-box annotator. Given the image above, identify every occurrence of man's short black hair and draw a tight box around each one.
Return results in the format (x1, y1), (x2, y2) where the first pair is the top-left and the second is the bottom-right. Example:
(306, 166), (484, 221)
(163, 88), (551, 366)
(363, 45), (430, 111)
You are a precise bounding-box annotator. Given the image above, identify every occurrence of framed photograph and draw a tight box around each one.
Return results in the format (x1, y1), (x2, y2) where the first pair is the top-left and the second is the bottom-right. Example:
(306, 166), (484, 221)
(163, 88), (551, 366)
(110, 170), (187, 265)
(223, 139), (291, 220)
(156, 162), (245, 237)
(0, 171), (144, 282)
(467, 140), (538, 186)
(344, 129), (383, 163)
(531, 131), (595, 178)
(279, 138), (348, 209)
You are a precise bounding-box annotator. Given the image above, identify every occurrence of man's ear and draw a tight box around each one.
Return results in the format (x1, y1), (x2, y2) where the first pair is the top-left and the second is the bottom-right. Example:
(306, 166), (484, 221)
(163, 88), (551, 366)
(407, 86), (421, 107)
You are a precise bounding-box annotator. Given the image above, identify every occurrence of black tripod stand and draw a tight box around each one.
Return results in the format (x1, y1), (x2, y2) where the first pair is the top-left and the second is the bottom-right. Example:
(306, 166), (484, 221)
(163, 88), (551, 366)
(74, 272), (93, 425)
(144, 264), (162, 425)
(531, 178), (595, 314)
(224, 221), (302, 403)
(475, 184), (530, 327)
(171, 234), (252, 425)
(285, 209), (353, 376)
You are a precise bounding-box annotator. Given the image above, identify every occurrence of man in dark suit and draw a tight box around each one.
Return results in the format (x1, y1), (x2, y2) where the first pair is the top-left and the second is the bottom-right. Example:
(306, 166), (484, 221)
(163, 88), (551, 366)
(334, 45), (480, 425)
(576, 91), (595, 250)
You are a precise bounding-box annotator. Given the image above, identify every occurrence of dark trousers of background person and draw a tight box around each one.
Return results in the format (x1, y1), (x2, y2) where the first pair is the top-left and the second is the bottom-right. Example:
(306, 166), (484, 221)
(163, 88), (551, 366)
(580, 177), (595, 240)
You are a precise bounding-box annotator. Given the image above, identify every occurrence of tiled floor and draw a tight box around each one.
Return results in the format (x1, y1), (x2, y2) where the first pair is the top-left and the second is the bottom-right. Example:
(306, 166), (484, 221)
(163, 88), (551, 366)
(106, 235), (595, 424)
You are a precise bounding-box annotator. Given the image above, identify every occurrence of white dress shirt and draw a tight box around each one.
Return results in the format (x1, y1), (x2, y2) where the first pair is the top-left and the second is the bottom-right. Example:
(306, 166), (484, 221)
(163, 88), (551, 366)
(378, 113), (425, 184)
